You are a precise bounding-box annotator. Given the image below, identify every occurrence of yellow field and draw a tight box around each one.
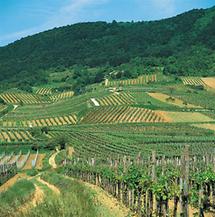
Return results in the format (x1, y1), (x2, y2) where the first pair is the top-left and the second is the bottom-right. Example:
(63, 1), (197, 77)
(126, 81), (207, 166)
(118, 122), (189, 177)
(163, 111), (214, 123)
(192, 123), (215, 131)
(201, 77), (215, 89)
(147, 92), (201, 108)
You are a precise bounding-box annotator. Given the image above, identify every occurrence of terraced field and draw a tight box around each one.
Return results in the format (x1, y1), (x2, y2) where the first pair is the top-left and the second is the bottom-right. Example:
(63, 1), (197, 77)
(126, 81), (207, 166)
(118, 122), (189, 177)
(0, 130), (34, 142)
(36, 87), (53, 95)
(181, 77), (206, 86)
(81, 106), (168, 124)
(0, 92), (48, 104)
(50, 91), (74, 102)
(48, 123), (215, 159)
(3, 91), (102, 121)
(21, 114), (77, 127)
(0, 151), (44, 170)
(97, 92), (135, 106)
(107, 74), (157, 86)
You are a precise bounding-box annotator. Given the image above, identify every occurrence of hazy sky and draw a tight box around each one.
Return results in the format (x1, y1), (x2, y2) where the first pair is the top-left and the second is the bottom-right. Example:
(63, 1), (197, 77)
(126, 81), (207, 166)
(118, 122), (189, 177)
(0, 0), (214, 46)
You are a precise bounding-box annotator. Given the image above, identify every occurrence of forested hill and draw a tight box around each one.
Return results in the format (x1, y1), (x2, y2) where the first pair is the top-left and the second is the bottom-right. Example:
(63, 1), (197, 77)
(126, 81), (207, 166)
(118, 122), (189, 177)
(0, 6), (215, 85)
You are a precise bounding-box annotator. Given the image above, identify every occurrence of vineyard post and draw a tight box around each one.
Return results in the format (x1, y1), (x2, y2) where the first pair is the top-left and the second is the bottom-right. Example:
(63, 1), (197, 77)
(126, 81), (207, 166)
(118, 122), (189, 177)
(180, 145), (189, 217)
(149, 151), (156, 217)
(213, 149), (215, 172)
(198, 186), (204, 217)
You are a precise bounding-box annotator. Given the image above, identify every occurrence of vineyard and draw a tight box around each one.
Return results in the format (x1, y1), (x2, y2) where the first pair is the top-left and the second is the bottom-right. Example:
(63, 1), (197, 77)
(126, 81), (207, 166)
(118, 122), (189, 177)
(0, 104), (7, 112)
(81, 106), (168, 124)
(0, 150), (44, 186)
(181, 77), (206, 86)
(1, 74), (215, 216)
(36, 87), (53, 95)
(65, 146), (215, 217)
(48, 123), (215, 159)
(106, 74), (157, 87)
(49, 91), (74, 102)
(0, 129), (34, 142)
(97, 92), (135, 106)
(19, 114), (77, 127)
(0, 92), (48, 104)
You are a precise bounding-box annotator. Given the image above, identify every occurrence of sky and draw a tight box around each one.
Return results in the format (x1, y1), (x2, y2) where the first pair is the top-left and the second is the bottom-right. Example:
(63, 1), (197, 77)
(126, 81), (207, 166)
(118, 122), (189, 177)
(0, 0), (214, 46)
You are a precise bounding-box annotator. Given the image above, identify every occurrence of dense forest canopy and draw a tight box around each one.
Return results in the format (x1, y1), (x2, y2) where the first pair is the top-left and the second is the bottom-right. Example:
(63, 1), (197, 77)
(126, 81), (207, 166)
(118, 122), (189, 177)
(0, 6), (215, 88)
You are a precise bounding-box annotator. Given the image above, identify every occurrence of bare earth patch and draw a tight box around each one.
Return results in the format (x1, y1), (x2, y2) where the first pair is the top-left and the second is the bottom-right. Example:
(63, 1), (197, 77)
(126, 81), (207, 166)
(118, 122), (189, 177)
(148, 92), (201, 108)
(22, 154), (36, 170)
(202, 77), (215, 89)
(35, 154), (46, 169)
(49, 150), (59, 169)
(84, 182), (135, 217)
(18, 184), (44, 214)
(37, 177), (60, 195)
(168, 199), (214, 217)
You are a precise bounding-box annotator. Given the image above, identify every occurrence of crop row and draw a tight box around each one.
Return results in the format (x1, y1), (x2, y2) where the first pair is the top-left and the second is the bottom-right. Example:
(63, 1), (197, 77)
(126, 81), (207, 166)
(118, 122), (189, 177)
(65, 148), (215, 217)
(97, 92), (135, 106)
(3, 91), (106, 121)
(0, 105), (7, 113)
(0, 130), (34, 142)
(181, 77), (206, 86)
(0, 93), (47, 104)
(21, 114), (77, 127)
(107, 74), (157, 86)
(0, 151), (40, 170)
(50, 91), (74, 102)
(81, 106), (167, 124)
(49, 129), (215, 159)
(36, 87), (53, 95)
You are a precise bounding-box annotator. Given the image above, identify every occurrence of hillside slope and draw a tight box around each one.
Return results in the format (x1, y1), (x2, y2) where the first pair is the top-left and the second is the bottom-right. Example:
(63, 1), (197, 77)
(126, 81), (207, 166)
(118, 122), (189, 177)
(0, 6), (215, 85)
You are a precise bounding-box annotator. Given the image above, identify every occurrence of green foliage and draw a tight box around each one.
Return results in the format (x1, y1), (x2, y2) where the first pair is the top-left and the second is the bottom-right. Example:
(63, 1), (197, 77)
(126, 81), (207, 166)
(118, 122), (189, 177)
(0, 7), (215, 89)
(26, 172), (110, 217)
(0, 179), (35, 217)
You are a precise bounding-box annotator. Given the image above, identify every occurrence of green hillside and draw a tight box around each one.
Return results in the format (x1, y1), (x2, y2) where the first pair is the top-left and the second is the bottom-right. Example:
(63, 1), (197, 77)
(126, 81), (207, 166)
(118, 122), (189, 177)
(1, 5), (215, 217)
(0, 7), (215, 89)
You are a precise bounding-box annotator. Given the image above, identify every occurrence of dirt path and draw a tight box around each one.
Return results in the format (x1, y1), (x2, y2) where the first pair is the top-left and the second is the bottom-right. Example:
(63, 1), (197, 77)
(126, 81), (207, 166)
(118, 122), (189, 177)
(84, 182), (134, 217)
(18, 184), (44, 214)
(0, 173), (27, 192)
(49, 150), (59, 169)
(37, 177), (60, 195)
(35, 154), (46, 169)
(169, 199), (214, 217)
(22, 154), (36, 170)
